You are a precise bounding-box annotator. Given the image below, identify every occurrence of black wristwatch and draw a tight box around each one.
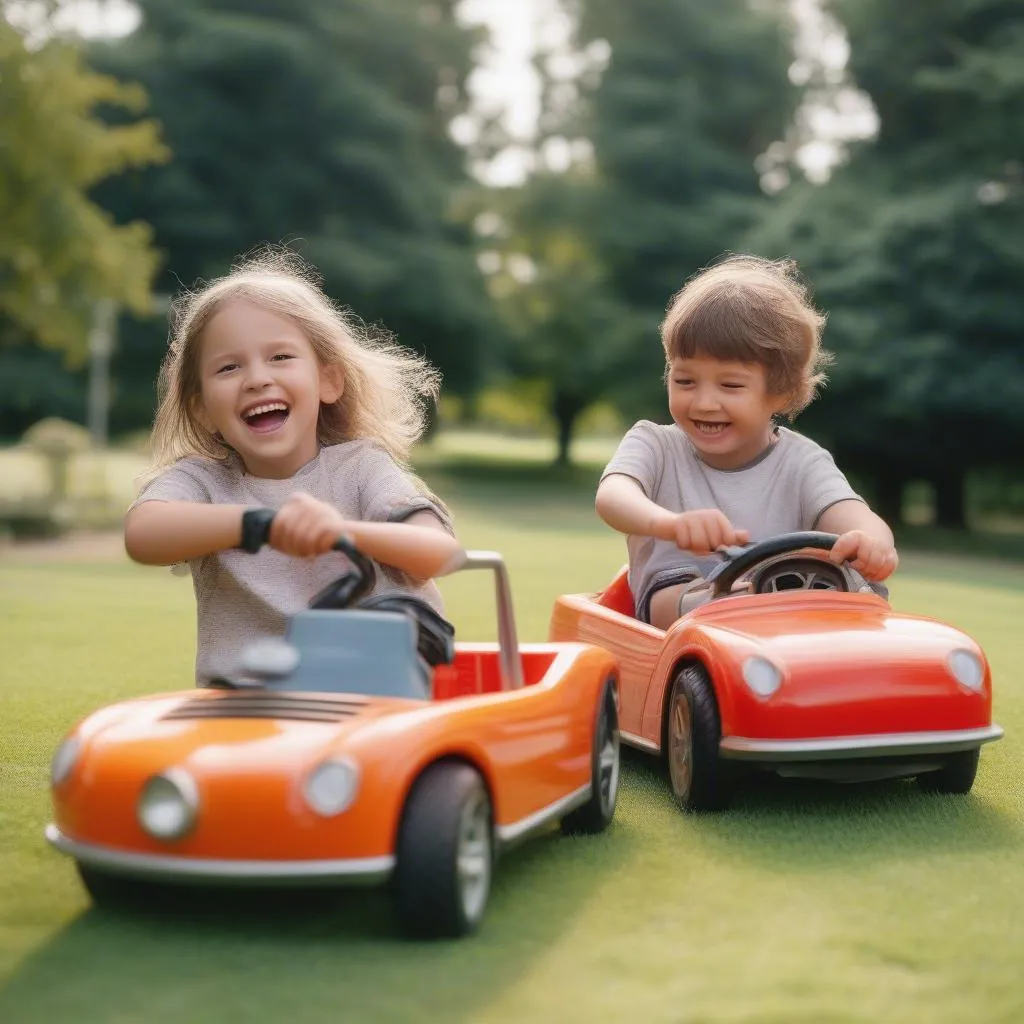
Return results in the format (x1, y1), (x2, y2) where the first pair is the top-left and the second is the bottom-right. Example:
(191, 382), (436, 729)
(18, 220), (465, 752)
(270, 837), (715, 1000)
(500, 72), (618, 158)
(239, 508), (276, 554)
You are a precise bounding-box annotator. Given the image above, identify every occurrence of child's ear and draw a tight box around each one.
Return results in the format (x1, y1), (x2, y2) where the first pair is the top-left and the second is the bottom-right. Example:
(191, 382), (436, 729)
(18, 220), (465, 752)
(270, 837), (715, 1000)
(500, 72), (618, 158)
(319, 365), (344, 404)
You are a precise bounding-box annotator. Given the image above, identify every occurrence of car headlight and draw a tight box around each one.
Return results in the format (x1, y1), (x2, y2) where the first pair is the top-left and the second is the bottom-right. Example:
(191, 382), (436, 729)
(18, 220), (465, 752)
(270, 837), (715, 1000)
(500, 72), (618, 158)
(51, 734), (82, 786)
(138, 769), (199, 841)
(742, 656), (782, 698)
(303, 759), (360, 817)
(947, 649), (985, 691)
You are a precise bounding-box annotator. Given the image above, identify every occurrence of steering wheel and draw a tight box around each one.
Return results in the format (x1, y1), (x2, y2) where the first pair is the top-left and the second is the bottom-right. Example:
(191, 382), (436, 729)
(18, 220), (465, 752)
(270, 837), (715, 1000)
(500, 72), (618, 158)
(308, 536), (377, 610)
(708, 531), (854, 598)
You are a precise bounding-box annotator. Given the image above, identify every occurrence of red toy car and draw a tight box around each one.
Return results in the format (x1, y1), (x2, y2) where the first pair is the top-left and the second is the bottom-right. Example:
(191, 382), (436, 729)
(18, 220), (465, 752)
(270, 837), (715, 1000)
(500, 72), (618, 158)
(550, 532), (1003, 811)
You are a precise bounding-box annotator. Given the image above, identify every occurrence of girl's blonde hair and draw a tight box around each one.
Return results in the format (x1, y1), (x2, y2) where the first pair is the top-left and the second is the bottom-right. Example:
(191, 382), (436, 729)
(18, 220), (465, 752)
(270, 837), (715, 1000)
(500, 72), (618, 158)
(144, 248), (441, 481)
(660, 254), (832, 416)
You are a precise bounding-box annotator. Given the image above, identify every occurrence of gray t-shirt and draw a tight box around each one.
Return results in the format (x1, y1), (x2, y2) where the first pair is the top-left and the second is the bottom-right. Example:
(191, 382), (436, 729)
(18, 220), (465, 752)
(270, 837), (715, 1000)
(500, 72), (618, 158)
(601, 421), (863, 621)
(135, 439), (452, 683)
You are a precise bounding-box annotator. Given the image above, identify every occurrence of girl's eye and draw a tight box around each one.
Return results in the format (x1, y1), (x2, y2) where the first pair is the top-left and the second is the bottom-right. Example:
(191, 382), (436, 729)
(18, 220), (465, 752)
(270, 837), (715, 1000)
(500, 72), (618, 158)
(216, 363), (238, 374)
(271, 353), (295, 362)
(673, 379), (693, 387)
(722, 383), (745, 390)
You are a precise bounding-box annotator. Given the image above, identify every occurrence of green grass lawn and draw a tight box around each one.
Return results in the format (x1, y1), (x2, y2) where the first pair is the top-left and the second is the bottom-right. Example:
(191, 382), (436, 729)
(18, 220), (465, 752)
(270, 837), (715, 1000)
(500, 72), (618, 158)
(2, 460), (1023, 1023)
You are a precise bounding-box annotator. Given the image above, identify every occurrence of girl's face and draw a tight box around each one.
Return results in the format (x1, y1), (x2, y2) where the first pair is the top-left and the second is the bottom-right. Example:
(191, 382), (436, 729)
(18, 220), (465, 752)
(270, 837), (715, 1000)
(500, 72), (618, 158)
(667, 354), (790, 469)
(194, 300), (342, 478)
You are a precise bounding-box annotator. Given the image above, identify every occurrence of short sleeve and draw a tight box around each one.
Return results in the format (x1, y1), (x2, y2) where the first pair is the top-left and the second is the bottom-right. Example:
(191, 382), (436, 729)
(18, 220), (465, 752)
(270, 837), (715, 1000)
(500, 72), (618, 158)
(600, 421), (665, 498)
(131, 460), (214, 509)
(357, 446), (454, 535)
(800, 446), (863, 527)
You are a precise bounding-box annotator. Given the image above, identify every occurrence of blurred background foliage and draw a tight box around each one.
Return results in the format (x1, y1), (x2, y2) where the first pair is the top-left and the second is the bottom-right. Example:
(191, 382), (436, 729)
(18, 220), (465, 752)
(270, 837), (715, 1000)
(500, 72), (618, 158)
(1, 0), (1023, 531)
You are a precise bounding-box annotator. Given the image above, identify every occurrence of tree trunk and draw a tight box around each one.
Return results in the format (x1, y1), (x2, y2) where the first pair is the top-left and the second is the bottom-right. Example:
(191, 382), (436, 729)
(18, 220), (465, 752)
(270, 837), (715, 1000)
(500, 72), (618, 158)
(552, 392), (583, 467)
(868, 462), (906, 528)
(932, 466), (967, 530)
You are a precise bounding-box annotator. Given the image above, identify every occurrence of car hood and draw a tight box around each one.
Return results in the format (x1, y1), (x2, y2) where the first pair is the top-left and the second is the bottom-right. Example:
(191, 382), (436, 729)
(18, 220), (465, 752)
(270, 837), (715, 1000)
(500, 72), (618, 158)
(78, 689), (426, 775)
(690, 592), (980, 668)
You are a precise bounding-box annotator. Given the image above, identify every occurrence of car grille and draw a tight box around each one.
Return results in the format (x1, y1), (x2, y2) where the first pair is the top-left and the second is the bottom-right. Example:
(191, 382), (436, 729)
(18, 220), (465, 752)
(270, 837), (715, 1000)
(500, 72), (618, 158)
(163, 693), (368, 724)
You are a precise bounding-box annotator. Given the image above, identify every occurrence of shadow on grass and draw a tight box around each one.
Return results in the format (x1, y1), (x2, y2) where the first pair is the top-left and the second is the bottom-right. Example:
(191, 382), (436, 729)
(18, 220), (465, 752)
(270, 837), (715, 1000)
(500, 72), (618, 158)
(0, 824), (633, 1024)
(620, 747), (1020, 872)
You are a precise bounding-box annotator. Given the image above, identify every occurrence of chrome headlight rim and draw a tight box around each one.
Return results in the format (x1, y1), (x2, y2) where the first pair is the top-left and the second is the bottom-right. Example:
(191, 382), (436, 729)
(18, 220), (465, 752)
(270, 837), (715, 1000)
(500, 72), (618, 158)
(947, 649), (985, 692)
(137, 767), (200, 841)
(741, 655), (783, 698)
(303, 758), (360, 817)
(51, 734), (83, 787)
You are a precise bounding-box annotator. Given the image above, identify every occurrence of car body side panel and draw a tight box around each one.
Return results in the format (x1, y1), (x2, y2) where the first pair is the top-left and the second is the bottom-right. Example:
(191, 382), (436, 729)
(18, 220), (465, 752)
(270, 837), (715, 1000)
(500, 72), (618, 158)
(51, 644), (616, 866)
(550, 594), (659, 737)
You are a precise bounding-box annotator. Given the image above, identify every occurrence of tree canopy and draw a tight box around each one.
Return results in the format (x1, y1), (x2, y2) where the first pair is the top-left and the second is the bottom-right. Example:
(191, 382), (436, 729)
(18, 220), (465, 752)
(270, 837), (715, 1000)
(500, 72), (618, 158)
(755, 0), (1024, 526)
(89, 0), (492, 403)
(0, 13), (167, 357)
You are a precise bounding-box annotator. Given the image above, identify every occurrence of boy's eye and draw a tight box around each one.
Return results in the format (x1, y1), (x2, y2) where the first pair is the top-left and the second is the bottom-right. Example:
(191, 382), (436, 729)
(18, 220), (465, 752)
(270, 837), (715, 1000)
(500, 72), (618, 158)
(673, 378), (693, 387)
(722, 382), (745, 389)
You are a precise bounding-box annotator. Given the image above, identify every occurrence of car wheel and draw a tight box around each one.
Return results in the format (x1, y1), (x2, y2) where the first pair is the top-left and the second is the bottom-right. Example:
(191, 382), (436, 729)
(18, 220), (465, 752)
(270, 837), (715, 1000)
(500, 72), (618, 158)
(665, 663), (734, 812)
(916, 749), (980, 794)
(394, 761), (493, 939)
(562, 676), (620, 835)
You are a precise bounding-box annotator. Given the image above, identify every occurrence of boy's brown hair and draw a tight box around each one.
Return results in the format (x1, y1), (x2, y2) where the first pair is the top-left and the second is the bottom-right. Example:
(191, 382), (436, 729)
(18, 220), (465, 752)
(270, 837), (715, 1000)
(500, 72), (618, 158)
(660, 254), (832, 416)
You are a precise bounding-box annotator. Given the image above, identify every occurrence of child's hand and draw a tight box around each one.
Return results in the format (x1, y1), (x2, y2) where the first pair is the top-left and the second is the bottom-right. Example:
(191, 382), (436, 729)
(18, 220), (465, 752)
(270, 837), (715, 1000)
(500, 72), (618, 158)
(660, 509), (750, 555)
(829, 530), (898, 581)
(268, 493), (351, 558)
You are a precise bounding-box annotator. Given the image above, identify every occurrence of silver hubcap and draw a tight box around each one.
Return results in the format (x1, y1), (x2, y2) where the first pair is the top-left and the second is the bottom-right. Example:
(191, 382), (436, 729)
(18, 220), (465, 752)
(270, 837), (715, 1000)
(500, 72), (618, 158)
(597, 703), (620, 814)
(668, 692), (692, 800)
(455, 789), (491, 923)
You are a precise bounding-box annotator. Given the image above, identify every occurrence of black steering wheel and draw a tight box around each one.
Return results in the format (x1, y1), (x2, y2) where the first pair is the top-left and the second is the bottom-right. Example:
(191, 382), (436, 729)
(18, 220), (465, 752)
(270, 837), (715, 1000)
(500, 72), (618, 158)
(709, 531), (850, 598)
(308, 536), (377, 610)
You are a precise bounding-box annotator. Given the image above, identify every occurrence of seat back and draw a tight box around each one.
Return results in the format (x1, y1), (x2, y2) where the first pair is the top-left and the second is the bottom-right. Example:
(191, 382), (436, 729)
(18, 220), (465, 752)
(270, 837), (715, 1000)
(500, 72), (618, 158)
(282, 610), (429, 699)
(594, 567), (636, 618)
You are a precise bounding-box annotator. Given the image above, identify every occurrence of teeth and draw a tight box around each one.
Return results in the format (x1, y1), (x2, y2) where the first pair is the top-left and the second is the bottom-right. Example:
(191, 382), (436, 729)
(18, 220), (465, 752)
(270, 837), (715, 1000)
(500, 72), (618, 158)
(696, 421), (727, 434)
(243, 402), (288, 419)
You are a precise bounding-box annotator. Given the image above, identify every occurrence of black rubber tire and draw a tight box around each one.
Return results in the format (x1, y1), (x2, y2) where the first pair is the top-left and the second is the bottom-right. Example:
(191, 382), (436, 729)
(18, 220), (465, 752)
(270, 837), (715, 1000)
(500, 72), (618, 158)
(916, 749), (980, 794)
(665, 663), (734, 812)
(561, 677), (620, 835)
(393, 761), (493, 939)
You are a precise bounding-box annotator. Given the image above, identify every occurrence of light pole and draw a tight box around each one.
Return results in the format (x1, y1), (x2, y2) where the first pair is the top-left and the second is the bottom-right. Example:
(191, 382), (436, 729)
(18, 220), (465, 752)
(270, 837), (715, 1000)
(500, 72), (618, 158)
(86, 298), (117, 449)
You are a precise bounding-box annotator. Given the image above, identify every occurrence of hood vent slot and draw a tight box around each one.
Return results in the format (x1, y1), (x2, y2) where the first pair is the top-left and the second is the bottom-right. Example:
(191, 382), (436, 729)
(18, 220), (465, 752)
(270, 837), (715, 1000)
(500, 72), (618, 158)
(163, 693), (368, 724)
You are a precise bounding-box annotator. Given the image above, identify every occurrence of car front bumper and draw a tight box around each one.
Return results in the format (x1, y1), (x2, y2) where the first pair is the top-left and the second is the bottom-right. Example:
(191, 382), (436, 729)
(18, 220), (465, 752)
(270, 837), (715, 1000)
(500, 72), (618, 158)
(719, 723), (1004, 762)
(45, 824), (394, 887)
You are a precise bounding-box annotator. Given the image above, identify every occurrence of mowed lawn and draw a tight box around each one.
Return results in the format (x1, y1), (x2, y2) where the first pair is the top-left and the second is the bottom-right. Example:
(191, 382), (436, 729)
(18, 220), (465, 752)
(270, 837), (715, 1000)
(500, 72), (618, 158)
(1, 458), (1023, 1024)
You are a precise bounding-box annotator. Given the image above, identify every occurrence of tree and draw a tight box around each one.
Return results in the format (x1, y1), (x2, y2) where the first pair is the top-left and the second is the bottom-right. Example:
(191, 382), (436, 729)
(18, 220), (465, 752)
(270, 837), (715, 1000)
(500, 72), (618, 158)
(88, 0), (492, 427)
(573, 0), (801, 419)
(754, 0), (1024, 528)
(486, 172), (642, 464)
(0, 11), (167, 358)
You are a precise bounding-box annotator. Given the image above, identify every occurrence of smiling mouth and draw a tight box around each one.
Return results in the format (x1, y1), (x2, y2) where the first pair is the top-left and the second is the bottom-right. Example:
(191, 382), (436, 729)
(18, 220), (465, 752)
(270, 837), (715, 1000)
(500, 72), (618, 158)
(693, 420), (728, 436)
(241, 402), (290, 433)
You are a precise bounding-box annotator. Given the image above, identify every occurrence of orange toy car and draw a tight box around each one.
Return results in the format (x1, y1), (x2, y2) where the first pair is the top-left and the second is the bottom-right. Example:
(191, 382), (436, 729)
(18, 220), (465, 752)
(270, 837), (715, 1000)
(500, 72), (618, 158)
(47, 531), (620, 938)
(550, 532), (1002, 812)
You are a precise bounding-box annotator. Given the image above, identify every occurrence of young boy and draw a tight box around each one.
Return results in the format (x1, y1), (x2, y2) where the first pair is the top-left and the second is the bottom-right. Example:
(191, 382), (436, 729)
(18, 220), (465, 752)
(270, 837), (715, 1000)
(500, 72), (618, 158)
(596, 255), (897, 630)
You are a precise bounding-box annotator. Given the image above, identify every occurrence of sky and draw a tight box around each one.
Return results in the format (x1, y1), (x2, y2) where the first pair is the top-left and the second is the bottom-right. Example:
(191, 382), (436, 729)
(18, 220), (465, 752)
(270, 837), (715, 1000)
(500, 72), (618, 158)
(45, 0), (876, 186)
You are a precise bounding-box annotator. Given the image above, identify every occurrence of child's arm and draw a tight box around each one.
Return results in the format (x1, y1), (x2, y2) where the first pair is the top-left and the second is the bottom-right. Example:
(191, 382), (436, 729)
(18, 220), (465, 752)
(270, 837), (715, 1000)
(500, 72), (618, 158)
(818, 499), (898, 581)
(125, 500), (249, 564)
(596, 474), (749, 554)
(125, 494), (464, 579)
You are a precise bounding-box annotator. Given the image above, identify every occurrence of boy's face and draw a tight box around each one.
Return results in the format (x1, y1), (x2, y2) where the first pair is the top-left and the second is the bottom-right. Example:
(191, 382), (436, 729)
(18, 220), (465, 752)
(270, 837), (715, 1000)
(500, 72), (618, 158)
(667, 355), (790, 470)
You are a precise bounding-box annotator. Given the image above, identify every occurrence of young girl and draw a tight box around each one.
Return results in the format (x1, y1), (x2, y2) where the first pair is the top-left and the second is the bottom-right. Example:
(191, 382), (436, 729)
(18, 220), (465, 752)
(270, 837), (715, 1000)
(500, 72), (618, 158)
(126, 250), (462, 684)
(597, 254), (898, 630)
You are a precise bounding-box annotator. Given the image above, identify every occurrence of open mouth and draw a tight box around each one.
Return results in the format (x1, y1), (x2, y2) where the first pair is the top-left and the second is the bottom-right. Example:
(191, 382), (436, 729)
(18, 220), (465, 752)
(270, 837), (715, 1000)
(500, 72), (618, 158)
(241, 401), (290, 434)
(693, 420), (729, 436)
